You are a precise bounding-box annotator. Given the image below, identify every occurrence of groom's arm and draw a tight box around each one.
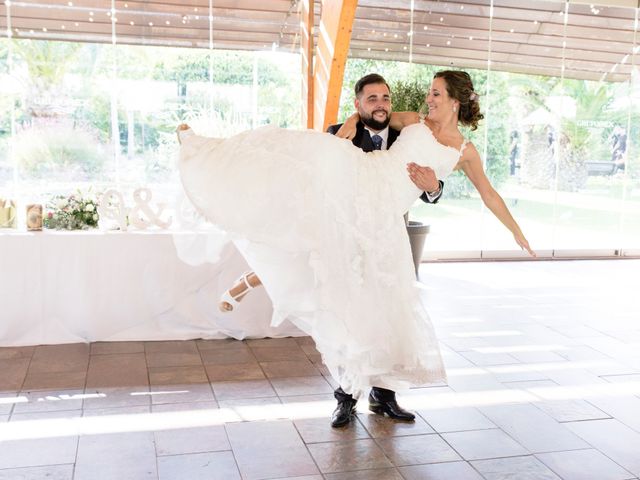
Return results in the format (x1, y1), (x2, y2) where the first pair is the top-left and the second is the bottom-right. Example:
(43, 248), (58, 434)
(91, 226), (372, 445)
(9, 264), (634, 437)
(409, 164), (444, 204)
(419, 180), (444, 204)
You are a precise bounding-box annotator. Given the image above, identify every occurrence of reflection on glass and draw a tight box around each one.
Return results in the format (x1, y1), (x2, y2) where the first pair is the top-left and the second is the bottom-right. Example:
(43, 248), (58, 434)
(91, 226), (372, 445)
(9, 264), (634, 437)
(1, 1), (301, 206)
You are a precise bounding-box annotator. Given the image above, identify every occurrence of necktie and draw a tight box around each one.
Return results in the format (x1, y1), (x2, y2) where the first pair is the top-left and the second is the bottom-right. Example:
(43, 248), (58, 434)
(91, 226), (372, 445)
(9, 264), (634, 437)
(371, 134), (383, 150)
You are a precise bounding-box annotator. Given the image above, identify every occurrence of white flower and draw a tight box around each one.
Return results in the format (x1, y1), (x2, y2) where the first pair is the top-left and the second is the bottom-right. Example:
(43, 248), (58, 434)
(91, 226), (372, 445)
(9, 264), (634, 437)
(56, 198), (68, 210)
(85, 203), (95, 212)
(93, 214), (98, 221)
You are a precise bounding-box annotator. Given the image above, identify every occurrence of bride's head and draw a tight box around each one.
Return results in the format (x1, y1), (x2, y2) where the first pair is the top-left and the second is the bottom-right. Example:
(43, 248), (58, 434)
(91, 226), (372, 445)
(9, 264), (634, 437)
(428, 70), (484, 131)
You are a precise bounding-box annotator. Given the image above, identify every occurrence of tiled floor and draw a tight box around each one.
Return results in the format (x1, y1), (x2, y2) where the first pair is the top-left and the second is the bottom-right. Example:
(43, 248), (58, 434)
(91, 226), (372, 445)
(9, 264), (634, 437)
(1, 259), (639, 480)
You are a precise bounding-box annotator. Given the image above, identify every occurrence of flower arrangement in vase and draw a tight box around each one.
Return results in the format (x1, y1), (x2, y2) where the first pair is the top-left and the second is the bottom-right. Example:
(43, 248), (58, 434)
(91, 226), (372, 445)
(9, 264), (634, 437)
(44, 190), (99, 230)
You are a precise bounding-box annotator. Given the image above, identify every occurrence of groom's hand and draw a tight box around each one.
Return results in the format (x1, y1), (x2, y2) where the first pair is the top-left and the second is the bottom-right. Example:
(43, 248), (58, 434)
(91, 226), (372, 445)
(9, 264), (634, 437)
(407, 163), (440, 193)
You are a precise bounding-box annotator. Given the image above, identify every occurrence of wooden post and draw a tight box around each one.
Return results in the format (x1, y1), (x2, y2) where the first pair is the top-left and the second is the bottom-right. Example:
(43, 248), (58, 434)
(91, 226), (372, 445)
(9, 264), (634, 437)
(313, 0), (358, 131)
(301, 0), (314, 129)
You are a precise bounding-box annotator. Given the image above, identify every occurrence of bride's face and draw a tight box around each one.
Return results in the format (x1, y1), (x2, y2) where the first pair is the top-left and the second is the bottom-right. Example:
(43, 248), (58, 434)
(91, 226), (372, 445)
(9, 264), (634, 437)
(426, 77), (457, 122)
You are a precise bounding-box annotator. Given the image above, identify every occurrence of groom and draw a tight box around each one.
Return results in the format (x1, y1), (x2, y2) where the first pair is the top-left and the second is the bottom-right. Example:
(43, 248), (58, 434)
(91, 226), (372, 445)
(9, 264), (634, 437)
(326, 73), (444, 428)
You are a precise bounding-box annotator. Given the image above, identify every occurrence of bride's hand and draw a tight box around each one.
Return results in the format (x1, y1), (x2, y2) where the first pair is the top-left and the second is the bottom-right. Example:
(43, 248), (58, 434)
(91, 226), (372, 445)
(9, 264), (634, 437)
(515, 232), (536, 257)
(335, 113), (359, 140)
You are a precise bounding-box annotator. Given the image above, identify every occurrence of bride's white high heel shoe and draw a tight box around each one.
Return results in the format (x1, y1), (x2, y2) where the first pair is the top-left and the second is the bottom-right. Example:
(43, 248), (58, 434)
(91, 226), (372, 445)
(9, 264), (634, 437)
(219, 272), (256, 312)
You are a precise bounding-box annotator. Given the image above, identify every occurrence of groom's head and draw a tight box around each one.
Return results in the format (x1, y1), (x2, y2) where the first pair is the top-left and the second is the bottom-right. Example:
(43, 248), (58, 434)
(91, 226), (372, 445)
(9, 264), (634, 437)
(354, 73), (391, 131)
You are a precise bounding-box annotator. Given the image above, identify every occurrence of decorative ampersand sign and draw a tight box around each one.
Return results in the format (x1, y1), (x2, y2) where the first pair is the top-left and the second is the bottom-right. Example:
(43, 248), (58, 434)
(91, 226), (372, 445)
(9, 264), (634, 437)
(98, 189), (128, 231)
(128, 187), (172, 230)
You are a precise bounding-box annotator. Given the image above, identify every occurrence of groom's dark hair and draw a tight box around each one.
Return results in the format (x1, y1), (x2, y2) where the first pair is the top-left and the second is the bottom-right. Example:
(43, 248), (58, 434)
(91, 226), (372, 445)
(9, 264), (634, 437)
(355, 73), (391, 98)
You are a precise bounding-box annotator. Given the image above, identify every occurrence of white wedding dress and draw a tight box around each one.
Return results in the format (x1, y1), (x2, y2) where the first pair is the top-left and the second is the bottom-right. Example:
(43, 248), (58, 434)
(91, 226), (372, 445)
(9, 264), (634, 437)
(178, 122), (462, 395)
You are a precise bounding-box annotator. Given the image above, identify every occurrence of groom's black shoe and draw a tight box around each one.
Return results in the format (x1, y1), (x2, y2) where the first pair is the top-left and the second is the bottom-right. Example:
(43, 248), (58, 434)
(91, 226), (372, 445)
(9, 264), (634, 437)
(368, 387), (415, 421)
(331, 387), (357, 428)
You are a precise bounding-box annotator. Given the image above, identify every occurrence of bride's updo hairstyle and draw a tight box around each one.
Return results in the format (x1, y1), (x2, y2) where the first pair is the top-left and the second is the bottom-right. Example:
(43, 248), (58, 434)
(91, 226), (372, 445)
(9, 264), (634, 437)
(434, 70), (484, 131)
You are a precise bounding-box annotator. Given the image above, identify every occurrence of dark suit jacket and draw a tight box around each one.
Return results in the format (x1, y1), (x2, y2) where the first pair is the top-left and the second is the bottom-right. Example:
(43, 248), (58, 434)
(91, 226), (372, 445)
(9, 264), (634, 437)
(327, 121), (443, 204)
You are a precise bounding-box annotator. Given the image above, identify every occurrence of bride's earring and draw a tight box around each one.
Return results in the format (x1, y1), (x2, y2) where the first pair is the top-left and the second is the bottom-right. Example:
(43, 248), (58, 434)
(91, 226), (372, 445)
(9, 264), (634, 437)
(453, 105), (458, 113)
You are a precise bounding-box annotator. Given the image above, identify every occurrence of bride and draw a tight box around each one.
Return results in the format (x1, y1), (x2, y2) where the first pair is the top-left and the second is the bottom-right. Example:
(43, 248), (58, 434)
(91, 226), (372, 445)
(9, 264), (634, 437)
(177, 69), (534, 396)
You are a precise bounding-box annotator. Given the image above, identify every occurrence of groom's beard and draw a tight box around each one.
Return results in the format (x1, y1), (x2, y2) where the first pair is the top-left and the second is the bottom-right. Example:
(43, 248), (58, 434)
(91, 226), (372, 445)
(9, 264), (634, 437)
(360, 109), (390, 131)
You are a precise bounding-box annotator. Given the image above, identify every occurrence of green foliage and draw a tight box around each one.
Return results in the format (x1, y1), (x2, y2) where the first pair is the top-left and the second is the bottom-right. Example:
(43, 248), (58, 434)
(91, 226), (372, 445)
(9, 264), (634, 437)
(390, 81), (426, 112)
(13, 124), (108, 181)
(12, 40), (83, 88)
(152, 50), (288, 86)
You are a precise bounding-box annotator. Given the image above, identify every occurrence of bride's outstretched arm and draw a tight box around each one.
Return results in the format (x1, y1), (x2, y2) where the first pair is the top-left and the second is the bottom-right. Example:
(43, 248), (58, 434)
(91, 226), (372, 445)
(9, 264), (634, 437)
(458, 144), (536, 257)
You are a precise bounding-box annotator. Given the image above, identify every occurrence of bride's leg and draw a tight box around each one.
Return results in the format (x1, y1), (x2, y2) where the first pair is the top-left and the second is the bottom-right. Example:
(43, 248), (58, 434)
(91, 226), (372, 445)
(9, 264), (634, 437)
(219, 271), (263, 312)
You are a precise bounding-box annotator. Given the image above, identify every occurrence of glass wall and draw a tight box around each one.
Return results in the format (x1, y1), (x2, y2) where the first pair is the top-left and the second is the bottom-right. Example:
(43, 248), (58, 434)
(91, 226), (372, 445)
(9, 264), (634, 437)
(0, 1), (302, 210)
(1, 0), (638, 257)
(342, 0), (640, 258)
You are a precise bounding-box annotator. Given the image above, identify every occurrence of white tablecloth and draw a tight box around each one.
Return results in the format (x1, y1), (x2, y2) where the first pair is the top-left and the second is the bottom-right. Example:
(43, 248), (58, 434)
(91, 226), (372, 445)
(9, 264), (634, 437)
(0, 230), (303, 347)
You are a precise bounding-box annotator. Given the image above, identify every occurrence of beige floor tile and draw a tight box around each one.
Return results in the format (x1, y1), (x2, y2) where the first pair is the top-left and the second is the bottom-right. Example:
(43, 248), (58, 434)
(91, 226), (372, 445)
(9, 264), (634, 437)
(471, 455), (561, 480)
(22, 371), (86, 391)
(0, 392), (19, 415)
(74, 432), (157, 480)
(358, 410), (435, 438)
(82, 405), (150, 417)
(417, 406), (495, 433)
(377, 433), (462, 466)
(0, 357), (30, 391)
(196, 338), (247, 351)
(270, 476), (323, 480)
(217, 396), (281, 410)
(152, 400), (219, 413)
(82, 386), (150, 410)
(0, 437), (78, 469)
(144, 340), (199, 354)
(145, 351), (204, 368)
(566, 418), (640, 477)
(12, 389), (84, 414)
(307, 438), (393, 474)
(148, 365), (208, 385)
(10, 409), (82, 422)
(586, 395), (640, 433)
(200, 347), (257, 365)
(260, 359), (321, 378)
(157, 451), (240, 480)
(299, 344), (321, 356)
(0, 464), (74, 480)
(85, 353), (148, 389)
(28, 344), (89, 374)
(251, 346), (309, 362)
(246, 338), (300, 348)
(227, 420), (319, 479)
(459, 351), (520, 366)
(90, 341), (144, 355)
(294, 336), (316, 346)
(536, 448), (636, 480)
(294, 416), (370, 443)
(324, 468), (404, 480)
(398, 461), (485, 480)
(155, 425), (230, 455)
(149, 383), (215, 405)
(270, 376), (333, 397)
(442, 429), (529, 461)
(0, 346), (35, 360)
(212, 380), (276, 401)
(535, 398), (611, 423)
(205, 362), (266, 382)
(479, 403), (589, 453)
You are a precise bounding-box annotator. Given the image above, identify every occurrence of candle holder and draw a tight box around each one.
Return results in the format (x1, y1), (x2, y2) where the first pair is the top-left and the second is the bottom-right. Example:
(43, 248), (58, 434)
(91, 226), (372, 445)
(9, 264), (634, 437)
(26, 204), (43, 231)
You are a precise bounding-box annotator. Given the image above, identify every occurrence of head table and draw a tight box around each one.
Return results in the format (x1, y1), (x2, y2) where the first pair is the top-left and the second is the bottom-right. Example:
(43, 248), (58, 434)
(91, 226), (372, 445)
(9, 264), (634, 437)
(0, 230), (303, 347)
